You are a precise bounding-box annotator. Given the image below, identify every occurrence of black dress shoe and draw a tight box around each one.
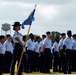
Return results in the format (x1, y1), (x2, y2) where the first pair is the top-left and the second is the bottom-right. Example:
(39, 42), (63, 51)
(17, 73), (23, 75)
(26, 71), (29, 73)
(68, 72), (71, 74)
(64, 72), (67, 74)
(10, 73), (14, 75)
(49, 71), (51, 74)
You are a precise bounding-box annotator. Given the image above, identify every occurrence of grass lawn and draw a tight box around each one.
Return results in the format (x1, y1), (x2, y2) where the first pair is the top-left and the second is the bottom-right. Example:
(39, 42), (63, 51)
(3, 69), (76, 75)
(3, 73), (76, 75)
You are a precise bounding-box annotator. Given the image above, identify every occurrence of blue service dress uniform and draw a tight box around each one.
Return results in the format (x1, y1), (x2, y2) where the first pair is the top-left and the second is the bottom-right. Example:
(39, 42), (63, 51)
(4, 40), (13, 72)
(52, 42), (59, 72)
(43, 37), (52, 73)
(39, 40), (44, 72)
(34, 41), (40, 72)
(11, 31), (23, 75)
(26, 39), (35, 72)
(0, 42), (5, 75)
(63, 36), (73, 73)
(72, 39), (76, 71)
(58, 38), (65, 72)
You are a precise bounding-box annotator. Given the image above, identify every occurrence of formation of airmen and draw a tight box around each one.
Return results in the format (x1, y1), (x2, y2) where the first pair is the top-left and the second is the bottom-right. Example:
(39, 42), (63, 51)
(0, 21), (76, 75)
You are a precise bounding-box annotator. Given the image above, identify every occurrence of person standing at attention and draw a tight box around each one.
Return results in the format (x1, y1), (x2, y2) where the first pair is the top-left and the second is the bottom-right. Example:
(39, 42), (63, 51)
(42, 31), (52, 74)
(0, 35), (5, 75)
(4, 34), (13, 73)
(63, 30), (73, 74)
(11, 22), (24, 75)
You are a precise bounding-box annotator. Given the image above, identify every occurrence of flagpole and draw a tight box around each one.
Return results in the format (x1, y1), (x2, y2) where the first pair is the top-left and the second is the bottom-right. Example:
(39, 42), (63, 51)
(16, 4), (37, 74)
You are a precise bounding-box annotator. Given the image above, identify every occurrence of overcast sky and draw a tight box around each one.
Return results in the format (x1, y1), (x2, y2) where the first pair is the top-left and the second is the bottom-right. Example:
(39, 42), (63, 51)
(0, 0), (76, 36)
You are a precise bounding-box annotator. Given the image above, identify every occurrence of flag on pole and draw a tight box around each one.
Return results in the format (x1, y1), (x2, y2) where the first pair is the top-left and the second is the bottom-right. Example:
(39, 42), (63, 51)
(21, 5), (36, 29)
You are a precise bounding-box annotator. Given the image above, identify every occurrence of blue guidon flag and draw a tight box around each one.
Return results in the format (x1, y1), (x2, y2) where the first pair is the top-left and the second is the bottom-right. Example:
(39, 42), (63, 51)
(21, 5), (36, 29)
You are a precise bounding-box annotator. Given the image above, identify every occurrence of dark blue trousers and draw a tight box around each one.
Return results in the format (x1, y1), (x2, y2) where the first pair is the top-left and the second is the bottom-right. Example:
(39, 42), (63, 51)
(10, 43), (23, 75)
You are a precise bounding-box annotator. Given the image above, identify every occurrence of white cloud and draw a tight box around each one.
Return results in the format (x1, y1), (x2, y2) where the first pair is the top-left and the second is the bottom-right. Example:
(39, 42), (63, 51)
(54, 3), (76, 21)
(0, 0), (76, 36)
(0, 0), (75, 4)
(38, 5), (59, 20)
